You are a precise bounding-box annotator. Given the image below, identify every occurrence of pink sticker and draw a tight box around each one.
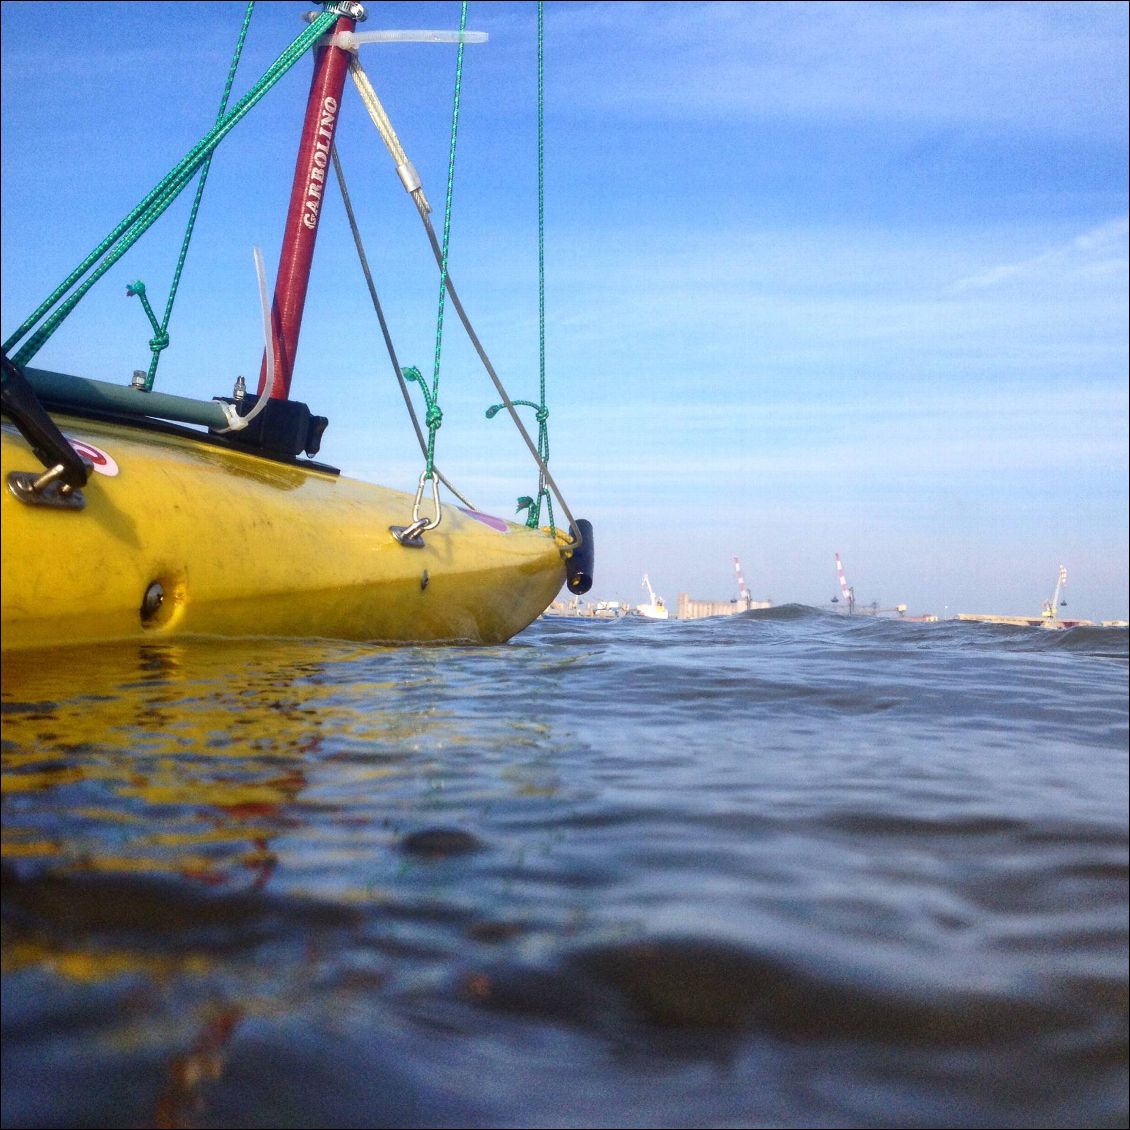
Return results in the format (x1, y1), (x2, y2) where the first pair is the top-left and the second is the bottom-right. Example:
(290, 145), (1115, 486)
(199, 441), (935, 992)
(459, 507), (510, 533)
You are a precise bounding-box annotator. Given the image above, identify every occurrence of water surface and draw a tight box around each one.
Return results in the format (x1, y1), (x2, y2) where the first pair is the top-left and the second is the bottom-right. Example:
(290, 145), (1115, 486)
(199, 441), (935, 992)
(2, 609), (1126, 1128)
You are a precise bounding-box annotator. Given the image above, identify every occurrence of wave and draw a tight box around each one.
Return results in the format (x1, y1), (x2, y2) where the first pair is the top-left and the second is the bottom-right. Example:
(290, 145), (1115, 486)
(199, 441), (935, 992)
(938, 618), (1129, 659)
(737, 602), (825, 621)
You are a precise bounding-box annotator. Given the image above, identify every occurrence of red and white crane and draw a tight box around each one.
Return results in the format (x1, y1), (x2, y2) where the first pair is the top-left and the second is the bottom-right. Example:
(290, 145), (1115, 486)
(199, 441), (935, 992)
(733, 556), (752, 611)
(833, 553), (855, 614)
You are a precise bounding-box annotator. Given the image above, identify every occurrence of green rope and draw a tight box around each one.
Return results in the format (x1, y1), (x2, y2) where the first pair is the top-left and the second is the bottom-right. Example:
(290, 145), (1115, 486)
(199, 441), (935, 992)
(401, 365), (443, 431)
(124, 280), (167, 360)
(486, 1), (553, 532)
(415, 0), (469, 481)
(485, 397), (551, 526)
(130, 1), (255, 392)
(6, 7), (338, 367)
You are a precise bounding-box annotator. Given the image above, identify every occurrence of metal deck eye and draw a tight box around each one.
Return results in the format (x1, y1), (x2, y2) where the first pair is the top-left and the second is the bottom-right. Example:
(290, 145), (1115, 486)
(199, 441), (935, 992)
(390, 520), (427, 548)
(7, 465), (87, 510)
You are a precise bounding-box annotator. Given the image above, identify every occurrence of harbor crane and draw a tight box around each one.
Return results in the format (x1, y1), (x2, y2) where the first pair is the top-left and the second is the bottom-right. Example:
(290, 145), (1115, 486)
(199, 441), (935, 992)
(831, 553), (907, 617)
(733, 556), (753, 611)
(1041, 566), (1068, 621)
(955, 564), (1090, 628)
(637, 574), (669, 620)
(832, 553), (856, 614)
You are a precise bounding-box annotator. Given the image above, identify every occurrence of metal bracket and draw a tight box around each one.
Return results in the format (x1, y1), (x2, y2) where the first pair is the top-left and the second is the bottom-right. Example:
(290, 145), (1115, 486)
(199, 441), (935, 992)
(7, 465), (87, 510)
(2, 351), (92, 493)
(322, 2), (366, 21)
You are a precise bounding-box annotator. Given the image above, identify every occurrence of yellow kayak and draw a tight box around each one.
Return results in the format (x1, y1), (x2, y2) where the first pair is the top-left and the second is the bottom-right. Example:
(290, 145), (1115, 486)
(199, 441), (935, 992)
(2, 9), (593, 650)
(1, 414), (568, 651)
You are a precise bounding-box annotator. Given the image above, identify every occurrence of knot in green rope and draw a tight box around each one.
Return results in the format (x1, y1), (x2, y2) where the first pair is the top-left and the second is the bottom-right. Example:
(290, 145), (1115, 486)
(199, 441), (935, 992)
(485, 397), (552, 527)
(126, 281), (147, 298)
(402, 364), (443, 473)
(149, 330), (170, 353)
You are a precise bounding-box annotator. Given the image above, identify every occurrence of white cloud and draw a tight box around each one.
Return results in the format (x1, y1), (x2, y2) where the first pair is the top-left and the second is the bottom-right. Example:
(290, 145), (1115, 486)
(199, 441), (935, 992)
(948, 218), (1130, 293)
(550, 1), (1129, 135)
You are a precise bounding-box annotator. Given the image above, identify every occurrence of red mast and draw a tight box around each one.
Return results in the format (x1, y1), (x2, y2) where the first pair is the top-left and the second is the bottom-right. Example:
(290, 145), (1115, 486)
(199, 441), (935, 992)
(257, 4), (360, 400)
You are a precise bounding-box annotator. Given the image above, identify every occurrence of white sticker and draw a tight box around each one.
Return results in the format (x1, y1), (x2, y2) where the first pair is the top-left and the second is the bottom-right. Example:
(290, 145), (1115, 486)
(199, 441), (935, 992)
(67, 437), (119, 477)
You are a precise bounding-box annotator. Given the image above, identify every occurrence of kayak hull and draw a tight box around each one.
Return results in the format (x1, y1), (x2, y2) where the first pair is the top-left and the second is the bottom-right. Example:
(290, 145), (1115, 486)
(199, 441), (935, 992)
(1, 416), (566, 651)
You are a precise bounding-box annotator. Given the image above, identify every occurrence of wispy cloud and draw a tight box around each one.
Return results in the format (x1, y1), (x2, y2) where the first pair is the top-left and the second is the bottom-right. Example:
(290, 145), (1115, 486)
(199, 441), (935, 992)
(551, 1), (1129, 135)
(532, 218), (1129, 392)
(948, 218), (1130, 293)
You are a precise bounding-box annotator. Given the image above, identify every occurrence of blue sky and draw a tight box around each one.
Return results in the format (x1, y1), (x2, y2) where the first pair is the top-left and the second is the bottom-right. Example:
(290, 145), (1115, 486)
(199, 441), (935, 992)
(2, 1), (1127, 620)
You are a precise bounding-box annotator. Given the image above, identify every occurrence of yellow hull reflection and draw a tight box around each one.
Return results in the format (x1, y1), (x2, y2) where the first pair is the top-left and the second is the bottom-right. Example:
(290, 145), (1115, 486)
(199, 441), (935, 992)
(2, 639), (422, 883)
(1, 637), (563, 1125)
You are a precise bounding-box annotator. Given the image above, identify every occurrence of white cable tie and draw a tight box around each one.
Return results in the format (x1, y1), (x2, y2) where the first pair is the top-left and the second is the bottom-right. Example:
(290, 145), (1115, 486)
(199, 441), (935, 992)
(213, 399), (248, 432)
(214, 247), (275, 434)
(342, 29), (488, 46)
(325, 30), (487, 52)
(246, 246), (274, 424)
(326, 31), (360, 54)
(396, 161), (422, 194)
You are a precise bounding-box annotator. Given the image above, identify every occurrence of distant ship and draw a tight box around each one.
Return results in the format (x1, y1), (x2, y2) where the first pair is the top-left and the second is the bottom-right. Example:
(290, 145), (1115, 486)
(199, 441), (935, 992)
(635, 574), (669, 620)
(542, 598), (626, 620)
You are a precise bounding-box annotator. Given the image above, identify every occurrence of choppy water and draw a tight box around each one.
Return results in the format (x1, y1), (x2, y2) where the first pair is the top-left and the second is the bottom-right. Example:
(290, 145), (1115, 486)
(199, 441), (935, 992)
(2, 608), (1126, 1129)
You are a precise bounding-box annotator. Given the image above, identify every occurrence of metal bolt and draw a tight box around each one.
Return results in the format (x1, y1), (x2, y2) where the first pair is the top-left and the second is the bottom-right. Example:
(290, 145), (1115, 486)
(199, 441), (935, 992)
(140, 582), (165, 623)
